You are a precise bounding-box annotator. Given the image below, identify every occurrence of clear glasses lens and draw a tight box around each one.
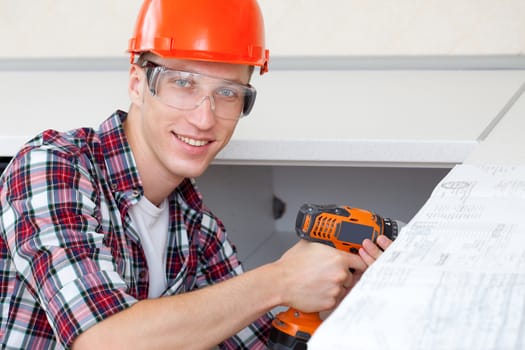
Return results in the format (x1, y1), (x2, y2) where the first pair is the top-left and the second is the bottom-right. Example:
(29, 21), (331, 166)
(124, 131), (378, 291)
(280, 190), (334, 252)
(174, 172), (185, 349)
(145, 63), (256, 120)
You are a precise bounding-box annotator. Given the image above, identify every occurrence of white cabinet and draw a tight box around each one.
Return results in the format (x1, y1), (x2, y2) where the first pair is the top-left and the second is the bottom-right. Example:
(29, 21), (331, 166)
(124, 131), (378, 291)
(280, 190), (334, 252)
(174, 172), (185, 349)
(2, 68), (524, 168)
(465, 84), (525, 165)
(221, 69), (525, 167)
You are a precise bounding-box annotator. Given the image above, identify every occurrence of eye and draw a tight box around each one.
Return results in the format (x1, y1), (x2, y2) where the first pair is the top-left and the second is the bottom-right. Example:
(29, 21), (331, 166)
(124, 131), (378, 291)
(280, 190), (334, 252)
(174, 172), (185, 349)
(216, 86), (240, 99)
(172, 77), (192, 88)
(165, 71), (195, 89)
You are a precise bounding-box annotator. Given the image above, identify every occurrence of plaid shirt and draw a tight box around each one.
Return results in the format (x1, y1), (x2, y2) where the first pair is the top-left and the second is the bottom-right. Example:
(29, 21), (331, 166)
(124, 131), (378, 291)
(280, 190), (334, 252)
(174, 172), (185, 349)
(0, 110), (272, 349)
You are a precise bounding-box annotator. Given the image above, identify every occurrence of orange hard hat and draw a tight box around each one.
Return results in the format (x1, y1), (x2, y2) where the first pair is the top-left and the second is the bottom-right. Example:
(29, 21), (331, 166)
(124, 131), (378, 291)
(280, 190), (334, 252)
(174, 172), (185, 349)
(128, 0), (270, 74)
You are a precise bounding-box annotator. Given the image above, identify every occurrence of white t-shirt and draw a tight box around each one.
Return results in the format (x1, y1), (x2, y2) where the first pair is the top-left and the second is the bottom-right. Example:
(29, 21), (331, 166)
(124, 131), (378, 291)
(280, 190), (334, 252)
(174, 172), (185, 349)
(128, 197), (170, 298)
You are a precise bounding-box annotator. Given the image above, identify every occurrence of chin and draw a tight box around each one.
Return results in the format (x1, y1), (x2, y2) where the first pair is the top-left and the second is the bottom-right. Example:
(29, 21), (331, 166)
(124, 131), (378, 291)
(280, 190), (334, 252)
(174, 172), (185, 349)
(171, 160), (210, 180)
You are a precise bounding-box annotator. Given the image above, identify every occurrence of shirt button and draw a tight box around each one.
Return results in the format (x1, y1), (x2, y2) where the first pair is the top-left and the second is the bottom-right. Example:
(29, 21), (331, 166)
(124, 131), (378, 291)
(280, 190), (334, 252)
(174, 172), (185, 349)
(111, 183), (118, 191)
(132, 189), (140, 197)
(138, 269), (147, 280)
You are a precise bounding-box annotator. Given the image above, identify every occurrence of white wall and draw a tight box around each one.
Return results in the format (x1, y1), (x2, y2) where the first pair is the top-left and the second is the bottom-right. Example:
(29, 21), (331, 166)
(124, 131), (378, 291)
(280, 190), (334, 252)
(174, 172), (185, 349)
(262, 0), (525, 56)
(1, 0), (524, 58)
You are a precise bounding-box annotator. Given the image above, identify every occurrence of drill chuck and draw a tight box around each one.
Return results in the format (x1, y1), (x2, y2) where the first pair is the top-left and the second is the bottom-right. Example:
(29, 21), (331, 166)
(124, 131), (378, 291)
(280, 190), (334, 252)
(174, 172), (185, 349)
(381, 217), (399, 241)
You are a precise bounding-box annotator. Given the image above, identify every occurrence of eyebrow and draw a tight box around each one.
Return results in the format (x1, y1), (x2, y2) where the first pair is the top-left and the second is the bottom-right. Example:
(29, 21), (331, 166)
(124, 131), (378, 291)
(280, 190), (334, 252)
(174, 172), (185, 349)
(155, 62), (249, 86)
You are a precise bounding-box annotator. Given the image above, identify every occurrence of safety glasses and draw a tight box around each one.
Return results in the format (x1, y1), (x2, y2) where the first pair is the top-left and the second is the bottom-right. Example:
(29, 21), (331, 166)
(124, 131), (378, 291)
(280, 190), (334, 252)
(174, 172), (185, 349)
(142, 61), (257, 120)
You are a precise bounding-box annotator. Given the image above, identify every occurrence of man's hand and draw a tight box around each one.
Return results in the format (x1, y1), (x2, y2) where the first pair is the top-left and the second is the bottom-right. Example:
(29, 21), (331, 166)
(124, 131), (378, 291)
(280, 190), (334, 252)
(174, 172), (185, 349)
(274, 240), (367, 313)
(358, 235), (393, 267)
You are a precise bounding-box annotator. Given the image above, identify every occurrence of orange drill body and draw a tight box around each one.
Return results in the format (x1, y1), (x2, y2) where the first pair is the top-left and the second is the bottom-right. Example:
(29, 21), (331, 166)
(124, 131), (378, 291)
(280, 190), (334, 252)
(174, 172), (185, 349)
(268, 203), (398, 350)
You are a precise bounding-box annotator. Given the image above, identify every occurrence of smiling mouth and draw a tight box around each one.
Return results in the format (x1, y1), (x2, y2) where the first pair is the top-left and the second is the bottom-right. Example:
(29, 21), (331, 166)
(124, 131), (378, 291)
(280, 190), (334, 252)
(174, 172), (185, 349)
(176, 134), (210, 147)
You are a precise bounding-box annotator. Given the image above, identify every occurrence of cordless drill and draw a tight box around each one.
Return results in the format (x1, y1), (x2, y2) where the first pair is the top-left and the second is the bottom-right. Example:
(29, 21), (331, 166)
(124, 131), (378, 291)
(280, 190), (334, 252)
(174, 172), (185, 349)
(267, 203), (399, 350)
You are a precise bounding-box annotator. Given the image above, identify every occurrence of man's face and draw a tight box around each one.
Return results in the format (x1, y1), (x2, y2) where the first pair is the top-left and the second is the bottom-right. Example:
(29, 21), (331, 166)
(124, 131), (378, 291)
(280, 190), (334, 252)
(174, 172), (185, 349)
(127, 57), (252, 185)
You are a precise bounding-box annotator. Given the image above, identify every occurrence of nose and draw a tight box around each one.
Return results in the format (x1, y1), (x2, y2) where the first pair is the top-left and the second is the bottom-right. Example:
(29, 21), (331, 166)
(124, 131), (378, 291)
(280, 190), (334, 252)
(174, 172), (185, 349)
(192, 95), (217, 128)
(197, 95), (216, 112)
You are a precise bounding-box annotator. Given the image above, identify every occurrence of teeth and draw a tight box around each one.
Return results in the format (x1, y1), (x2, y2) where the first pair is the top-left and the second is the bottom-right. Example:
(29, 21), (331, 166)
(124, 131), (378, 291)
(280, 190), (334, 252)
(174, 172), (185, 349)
(177, 135), (209, 147)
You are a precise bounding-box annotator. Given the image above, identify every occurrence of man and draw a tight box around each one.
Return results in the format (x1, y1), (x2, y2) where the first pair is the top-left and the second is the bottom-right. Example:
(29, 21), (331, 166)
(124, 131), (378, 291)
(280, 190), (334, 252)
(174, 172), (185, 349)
(0, 1), (391, 348)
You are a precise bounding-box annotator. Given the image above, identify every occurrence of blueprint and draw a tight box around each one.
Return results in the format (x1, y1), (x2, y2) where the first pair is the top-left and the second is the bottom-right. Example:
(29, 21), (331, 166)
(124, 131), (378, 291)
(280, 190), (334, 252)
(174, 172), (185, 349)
(308, 165), (525, 350)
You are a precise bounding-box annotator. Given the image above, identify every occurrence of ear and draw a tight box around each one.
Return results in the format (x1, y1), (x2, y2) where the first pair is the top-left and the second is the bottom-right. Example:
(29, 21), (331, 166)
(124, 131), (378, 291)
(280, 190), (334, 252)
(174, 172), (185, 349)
(128, 65), (144, 107)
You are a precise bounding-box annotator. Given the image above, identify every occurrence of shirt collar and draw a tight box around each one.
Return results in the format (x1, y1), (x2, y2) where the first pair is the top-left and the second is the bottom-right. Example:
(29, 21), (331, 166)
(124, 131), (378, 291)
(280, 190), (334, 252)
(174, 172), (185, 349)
(98, 110), (143, 200)
(99, 110), (202, 212)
